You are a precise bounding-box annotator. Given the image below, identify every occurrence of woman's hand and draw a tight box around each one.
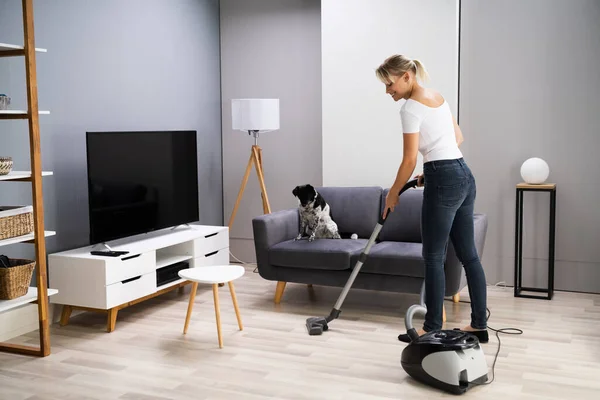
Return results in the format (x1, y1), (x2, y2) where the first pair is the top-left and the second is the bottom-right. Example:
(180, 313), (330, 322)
(383, 187), (400, 219)
(415, 174), (424, 187)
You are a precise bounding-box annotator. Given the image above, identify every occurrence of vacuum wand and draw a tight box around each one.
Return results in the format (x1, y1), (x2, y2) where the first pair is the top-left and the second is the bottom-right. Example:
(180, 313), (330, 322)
(306, 178), (419, 335)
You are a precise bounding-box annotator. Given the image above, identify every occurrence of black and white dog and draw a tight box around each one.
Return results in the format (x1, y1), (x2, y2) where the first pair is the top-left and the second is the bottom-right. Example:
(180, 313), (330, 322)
(292, 184), (341, 241)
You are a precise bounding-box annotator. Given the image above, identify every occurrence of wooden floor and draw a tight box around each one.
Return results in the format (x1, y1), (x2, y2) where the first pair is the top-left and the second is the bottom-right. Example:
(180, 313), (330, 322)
(1, 264), (599, 399)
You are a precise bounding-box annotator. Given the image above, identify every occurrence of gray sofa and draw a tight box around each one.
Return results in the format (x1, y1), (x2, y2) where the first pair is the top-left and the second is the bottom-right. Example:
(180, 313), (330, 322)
(252, 186), (488, 307)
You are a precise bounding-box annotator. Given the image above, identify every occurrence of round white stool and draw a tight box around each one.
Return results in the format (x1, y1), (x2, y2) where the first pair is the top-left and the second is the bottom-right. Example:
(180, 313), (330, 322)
(178, 265), (244, 348)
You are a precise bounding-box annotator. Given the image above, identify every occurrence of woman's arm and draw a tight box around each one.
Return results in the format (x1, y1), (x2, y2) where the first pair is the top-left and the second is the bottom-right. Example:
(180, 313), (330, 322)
(384, 133), (419, 217)
(453, 116), (464, 147)
(390, 133), (419, 194)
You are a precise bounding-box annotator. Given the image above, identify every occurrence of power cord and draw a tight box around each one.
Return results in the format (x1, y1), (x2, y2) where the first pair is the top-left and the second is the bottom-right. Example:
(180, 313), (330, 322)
(229, 249), (259, 273)
(448, 298), (523, 385)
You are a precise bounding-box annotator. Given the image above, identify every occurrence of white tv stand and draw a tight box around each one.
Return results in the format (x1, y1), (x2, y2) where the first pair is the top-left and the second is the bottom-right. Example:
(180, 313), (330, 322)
(48, 224), (229, 332)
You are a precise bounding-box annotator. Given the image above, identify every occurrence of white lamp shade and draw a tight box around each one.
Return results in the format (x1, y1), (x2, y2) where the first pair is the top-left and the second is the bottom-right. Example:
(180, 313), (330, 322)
(520, 157), (550, 184)
(232, 98), (280, 132)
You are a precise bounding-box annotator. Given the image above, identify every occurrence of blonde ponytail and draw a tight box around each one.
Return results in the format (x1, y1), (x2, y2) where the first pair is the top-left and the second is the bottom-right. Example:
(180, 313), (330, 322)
(412, 59), (429, 82)
(376, 54), (430, 83)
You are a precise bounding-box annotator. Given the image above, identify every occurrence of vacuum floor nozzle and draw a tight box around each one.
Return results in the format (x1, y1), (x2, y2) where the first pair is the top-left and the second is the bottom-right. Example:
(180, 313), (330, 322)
(306, 317), (328, 335)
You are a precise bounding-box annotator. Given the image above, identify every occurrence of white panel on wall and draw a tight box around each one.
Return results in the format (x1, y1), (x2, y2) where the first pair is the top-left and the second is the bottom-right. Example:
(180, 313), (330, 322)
(321, 0), (459, 187)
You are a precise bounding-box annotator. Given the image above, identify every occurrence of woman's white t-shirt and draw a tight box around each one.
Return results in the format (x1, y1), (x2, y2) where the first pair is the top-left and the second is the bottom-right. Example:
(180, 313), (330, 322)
(400, 98), (463, 163)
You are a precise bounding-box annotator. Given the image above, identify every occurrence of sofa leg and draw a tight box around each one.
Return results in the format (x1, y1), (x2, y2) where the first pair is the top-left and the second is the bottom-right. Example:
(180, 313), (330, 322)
(452, 293), (460, 303)
(274, 281), (286, 304)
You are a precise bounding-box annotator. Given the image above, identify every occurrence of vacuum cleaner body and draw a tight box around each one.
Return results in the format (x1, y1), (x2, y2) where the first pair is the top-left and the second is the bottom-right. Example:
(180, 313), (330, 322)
(401, 329), (488, 395)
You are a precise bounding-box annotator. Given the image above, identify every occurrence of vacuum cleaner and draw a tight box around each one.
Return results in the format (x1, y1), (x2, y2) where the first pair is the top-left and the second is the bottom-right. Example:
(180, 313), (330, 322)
(401, 304), (489, 395)
(305, 178), (418, 336)
(305, 177), (490, 395)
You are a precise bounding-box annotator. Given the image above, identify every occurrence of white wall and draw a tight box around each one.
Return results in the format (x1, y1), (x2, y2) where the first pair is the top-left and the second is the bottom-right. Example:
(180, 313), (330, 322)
(322, 0), (460, 187)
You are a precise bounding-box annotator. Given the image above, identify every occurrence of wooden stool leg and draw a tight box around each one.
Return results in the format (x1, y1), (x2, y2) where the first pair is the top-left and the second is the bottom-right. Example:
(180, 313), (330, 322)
(213, 283), (223, 348)
(183, 282), (198, 334)
(228, 281), (243, 331)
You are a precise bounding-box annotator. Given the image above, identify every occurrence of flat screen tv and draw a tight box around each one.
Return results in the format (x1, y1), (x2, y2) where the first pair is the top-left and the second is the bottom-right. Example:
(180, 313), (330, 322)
(86, 130), (199, 245)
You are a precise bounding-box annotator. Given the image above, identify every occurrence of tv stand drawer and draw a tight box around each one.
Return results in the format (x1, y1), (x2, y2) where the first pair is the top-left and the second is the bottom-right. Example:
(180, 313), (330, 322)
(193, 229), (228, 256)
(106, 271), (155, 309)
(104, 252), (155, 285)
(193, 247), (229, 267)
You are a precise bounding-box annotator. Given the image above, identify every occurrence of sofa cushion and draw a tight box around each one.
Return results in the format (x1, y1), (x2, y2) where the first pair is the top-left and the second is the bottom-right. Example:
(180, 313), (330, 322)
(316, 186), (382, 239)
(269, 239), (369, 271)
(379, 188), (423, 243)
(350, 241), (425, 278)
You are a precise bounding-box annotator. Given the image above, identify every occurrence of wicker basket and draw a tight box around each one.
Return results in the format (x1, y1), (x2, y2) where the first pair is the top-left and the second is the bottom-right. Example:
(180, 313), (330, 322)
(0, 257), (36, 300)
(0, 206), (34, 241)
(0, 157), (13, 175)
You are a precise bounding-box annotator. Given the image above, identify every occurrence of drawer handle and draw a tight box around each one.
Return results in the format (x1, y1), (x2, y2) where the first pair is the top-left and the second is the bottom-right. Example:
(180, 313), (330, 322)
(122, 275), (141, 284)
(205, 232), (218, 238)
(122, 254), (141, 261)
(205, 250), (219, 257)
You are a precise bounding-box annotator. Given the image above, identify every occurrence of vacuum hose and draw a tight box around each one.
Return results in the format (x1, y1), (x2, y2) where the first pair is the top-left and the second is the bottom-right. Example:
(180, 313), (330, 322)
(405, 304), (427, 341)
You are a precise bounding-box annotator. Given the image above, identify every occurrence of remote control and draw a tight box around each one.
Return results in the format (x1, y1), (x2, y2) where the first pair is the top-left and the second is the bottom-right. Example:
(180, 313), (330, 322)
(90, 250), (129, 257)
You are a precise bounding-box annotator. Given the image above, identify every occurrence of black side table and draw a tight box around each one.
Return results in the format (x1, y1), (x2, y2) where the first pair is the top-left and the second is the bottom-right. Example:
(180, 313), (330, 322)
(514, 182), (556, 300)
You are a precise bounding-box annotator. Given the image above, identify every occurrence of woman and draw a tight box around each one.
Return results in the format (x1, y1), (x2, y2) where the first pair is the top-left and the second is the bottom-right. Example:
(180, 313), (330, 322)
(376, 54), (488, 343)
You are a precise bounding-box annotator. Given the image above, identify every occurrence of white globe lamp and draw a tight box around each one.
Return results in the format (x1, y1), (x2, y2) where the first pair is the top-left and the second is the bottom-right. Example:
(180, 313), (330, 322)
(520, 157), (550, 184)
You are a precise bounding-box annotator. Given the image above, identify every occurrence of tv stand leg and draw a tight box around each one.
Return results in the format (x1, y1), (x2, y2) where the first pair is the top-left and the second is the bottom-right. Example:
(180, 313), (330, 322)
(59, 305), (72, 326)
(107, 308), (118, 332)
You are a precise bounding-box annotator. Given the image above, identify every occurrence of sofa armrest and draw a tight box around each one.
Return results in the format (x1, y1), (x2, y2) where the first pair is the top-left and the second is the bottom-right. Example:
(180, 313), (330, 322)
(252, 208), (299, 280)
(444, 213), (488, 296)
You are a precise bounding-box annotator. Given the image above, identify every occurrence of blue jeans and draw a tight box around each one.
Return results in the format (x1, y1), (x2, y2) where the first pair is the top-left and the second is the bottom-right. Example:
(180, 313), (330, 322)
(421, 158), (487, 331)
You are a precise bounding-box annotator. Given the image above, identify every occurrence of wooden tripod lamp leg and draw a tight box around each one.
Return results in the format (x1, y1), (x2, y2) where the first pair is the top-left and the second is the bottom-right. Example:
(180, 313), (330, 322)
(228, 149), (255, 229)
(228, 145), (272, 229)
(252, 145), (271, 214)
(225, 146), (272, 286)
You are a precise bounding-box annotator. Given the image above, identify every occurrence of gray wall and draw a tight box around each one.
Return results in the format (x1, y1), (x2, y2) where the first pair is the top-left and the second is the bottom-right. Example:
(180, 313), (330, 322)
(220, 0), (322, 262)
(459, 0), (600, 293)
(0, 0), (222, 262)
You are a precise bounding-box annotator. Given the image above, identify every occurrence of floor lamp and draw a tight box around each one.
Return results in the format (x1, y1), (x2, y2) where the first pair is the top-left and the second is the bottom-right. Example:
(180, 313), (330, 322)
(228, 98), (280, 229)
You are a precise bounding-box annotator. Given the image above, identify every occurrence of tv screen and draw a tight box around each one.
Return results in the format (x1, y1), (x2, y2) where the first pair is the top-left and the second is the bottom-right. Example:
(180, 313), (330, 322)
(86, 130), (199, 244)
